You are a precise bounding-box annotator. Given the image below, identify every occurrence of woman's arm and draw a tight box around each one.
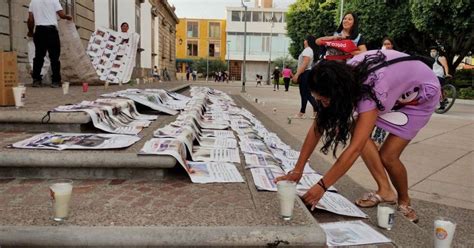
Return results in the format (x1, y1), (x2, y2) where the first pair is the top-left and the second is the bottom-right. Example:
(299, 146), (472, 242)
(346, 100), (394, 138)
(316, 35), (344, 45)
(292, 56), (310, 82)
(439, 56), (451, 77)
(350, 44), (368, 55)
(301, 109), (378, 206)
(275, 121), (321, 182)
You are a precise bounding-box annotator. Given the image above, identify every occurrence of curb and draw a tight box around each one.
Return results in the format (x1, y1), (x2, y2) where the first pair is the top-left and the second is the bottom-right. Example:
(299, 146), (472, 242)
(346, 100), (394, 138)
(0, 225), (325, 247)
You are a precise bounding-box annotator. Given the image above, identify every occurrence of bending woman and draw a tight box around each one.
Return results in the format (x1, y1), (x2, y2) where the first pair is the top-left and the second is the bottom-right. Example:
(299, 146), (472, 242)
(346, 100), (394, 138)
(276, 50), (440, 223)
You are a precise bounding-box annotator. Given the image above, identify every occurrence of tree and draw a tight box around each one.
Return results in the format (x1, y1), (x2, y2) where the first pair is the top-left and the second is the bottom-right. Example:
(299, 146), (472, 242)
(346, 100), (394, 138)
(193, 59), (227, 77)
(410, 0), (473, 73)
(272, 55), (298, 72)
(341, 0), (432, 53)
(286, 0), (337, 59)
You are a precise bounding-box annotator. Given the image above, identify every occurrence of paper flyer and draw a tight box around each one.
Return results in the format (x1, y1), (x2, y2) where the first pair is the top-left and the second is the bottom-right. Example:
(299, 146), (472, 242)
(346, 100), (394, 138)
(186, 161), (244, 183)
(12, 132), (140, 150)
(320, 220), (391, 247)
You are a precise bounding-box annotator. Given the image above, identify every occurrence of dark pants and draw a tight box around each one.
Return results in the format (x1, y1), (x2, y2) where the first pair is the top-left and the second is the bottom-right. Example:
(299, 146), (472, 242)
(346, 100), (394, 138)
(273, 77), (280, 90)
(33, 25), (61, 83)
(283, 77), (290, 91)
(298, 70), (317, 113)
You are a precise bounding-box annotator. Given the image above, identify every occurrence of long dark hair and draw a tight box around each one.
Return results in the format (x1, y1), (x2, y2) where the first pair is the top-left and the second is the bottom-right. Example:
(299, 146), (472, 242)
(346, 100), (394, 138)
(305, 35), (318, 63)
(308, 51), (386, 157)
(336, 12), (360, 40)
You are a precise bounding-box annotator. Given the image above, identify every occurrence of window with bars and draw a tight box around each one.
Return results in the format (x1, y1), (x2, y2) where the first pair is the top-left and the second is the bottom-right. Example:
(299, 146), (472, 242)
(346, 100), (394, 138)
(209, 22), (220, 38)
(187, 21), (198, 38)
(187, 41), (198, 56)
(59, 0), (75, 16)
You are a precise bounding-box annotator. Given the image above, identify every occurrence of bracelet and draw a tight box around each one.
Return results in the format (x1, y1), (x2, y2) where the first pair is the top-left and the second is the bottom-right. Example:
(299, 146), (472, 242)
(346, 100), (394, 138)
(317, 178), (328, 192)
(288, 170), (303, 175)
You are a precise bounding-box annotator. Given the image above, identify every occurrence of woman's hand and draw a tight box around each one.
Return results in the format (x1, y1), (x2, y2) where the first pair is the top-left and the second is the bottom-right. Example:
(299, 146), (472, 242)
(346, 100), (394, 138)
(302, 184), (325, 210)
(274, 170), (303, 184)
(292, 74), (299, 84)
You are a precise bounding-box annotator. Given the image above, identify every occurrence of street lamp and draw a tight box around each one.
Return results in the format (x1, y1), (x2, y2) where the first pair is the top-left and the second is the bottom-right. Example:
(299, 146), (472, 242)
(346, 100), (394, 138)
(206, 39), (209, 82)
(266, 16), (275, 85)
(227, 40), (231, 81)
(241, 0), (249, 93)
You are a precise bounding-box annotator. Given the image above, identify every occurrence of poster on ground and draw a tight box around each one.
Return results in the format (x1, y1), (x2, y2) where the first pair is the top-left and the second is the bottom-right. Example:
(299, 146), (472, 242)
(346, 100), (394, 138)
(11, 132), (140, 150)
(320, 220), (391, 247)
(186, 161), (244, 184)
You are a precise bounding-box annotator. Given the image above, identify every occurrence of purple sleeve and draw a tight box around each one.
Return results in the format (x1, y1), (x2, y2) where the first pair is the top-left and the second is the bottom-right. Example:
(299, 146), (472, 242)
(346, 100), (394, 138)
(357, 98), (377, 114)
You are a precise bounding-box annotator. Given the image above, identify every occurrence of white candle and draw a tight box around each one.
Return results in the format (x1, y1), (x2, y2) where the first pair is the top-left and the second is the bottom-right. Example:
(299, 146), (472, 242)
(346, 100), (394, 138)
(377, 204), (395, 230)
(434, 217), (456, 248)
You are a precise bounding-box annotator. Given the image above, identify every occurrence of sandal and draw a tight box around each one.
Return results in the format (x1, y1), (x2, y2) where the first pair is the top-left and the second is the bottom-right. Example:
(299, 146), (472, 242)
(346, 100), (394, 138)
(398, 204), (419, 223)
(293, 113), (306, 119)
(355, 192), (396, 208)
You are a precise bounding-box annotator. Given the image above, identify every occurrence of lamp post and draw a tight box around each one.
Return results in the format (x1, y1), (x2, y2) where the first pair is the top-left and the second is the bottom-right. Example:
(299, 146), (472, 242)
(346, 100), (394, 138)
(241, 0), (249, 93)
(206, 40), (209, 82)
(266, 17), (275, 85)
(227, 40), (231, 81)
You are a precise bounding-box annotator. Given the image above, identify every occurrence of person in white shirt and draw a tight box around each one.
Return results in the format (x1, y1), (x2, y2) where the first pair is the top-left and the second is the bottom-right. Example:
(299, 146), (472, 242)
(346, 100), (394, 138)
(293, 35), (318, 119)
(27, 0), (72, 88)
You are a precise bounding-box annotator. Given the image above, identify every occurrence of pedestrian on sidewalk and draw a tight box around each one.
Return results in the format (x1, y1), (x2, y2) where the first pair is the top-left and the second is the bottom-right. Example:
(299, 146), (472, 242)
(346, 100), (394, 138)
(27, 0), (72, 88)
(276, 50), (440, 224)
(282, 66), (293, 91)
(272, 67), (281, 91)
(293, 35), (318, 119)
(256, 74), (262, 86)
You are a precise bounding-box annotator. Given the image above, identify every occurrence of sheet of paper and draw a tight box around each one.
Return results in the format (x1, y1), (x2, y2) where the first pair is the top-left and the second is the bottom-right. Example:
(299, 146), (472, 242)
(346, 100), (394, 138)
(250, 167), (286, 191)
(139, 138), (188, 171)
(11, 132), (140, 150)
(192, 147), (241, 163)
(320, 220), (391, 247)
(187, 161), (244, 183)
(197, 137), (237, 148)
(312, 192), (368, 218)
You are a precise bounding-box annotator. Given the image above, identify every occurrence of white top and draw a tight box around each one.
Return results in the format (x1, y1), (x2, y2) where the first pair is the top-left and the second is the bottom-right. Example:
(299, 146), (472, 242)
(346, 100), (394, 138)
(432, 57), (445, 78)
(29, 0), (63, 26)
(298, 47), (313, 71)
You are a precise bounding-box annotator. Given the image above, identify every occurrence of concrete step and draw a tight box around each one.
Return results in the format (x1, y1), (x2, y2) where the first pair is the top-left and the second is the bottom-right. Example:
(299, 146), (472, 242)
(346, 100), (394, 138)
(0, 83), (189, 132)
(0, 83), (190, 179)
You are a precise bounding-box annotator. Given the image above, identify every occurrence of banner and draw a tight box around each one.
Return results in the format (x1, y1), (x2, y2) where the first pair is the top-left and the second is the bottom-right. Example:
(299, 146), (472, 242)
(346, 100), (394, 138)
(87, 27), (140, 84)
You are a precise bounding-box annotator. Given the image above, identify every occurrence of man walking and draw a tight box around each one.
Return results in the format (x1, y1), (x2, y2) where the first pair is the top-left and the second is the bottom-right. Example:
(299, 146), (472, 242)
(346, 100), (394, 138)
(27, 0), (72, 88)
(272, 66), (281, 91)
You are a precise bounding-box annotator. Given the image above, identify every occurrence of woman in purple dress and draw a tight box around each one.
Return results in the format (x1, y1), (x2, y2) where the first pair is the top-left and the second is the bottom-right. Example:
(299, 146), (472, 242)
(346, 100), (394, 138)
(276, 50), (440, 223)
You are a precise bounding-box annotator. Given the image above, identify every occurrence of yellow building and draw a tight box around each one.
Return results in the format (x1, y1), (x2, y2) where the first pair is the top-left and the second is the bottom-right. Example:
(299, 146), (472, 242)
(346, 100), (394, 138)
(175, 18), (227, 74)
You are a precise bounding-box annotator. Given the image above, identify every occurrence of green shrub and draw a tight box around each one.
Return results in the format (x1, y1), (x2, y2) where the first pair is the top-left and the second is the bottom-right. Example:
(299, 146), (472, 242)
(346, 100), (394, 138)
(453, 69), (473, 88)
(458, 87), (474, 100)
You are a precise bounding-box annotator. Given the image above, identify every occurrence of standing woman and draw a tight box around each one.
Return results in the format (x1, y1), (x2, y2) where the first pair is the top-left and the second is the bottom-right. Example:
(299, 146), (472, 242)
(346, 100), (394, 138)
(316, 12), (367, 59)
(293, 35), (318, 119)
(276, 50), (441, 223)
(282, 65), (293, 92)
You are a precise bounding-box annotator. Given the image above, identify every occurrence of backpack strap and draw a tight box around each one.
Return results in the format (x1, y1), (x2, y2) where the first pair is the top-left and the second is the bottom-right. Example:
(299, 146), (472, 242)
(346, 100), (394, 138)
(366, 55), (426, 75)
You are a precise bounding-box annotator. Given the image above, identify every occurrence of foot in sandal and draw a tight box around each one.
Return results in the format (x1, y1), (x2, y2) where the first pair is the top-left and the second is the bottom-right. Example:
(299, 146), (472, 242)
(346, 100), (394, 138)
(398, 204), (419, 223)
(294, 113), (306, 119)
(355, 192), (397, 208)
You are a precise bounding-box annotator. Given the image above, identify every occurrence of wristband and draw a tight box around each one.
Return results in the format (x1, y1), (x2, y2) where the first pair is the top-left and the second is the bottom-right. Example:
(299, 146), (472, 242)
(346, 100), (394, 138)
(317, 178), (328, 192)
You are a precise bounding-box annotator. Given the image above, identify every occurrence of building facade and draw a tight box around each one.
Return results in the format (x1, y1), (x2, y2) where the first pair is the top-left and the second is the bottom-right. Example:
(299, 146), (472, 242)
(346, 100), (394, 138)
(226, 0), (290, 81)
(175, 18), (227, 75)
(0, 0), (95, 84)
(94, 0), (178, 80)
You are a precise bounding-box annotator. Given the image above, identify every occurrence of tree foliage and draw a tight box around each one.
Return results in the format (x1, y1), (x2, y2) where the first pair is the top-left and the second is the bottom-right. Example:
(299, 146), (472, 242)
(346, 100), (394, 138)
(193, 59), (227, 76)
(286, 0), (337, 59)
(272, 55), (298, 72)
(410, 0), (473, 72)
(286, 0), (473, 76)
